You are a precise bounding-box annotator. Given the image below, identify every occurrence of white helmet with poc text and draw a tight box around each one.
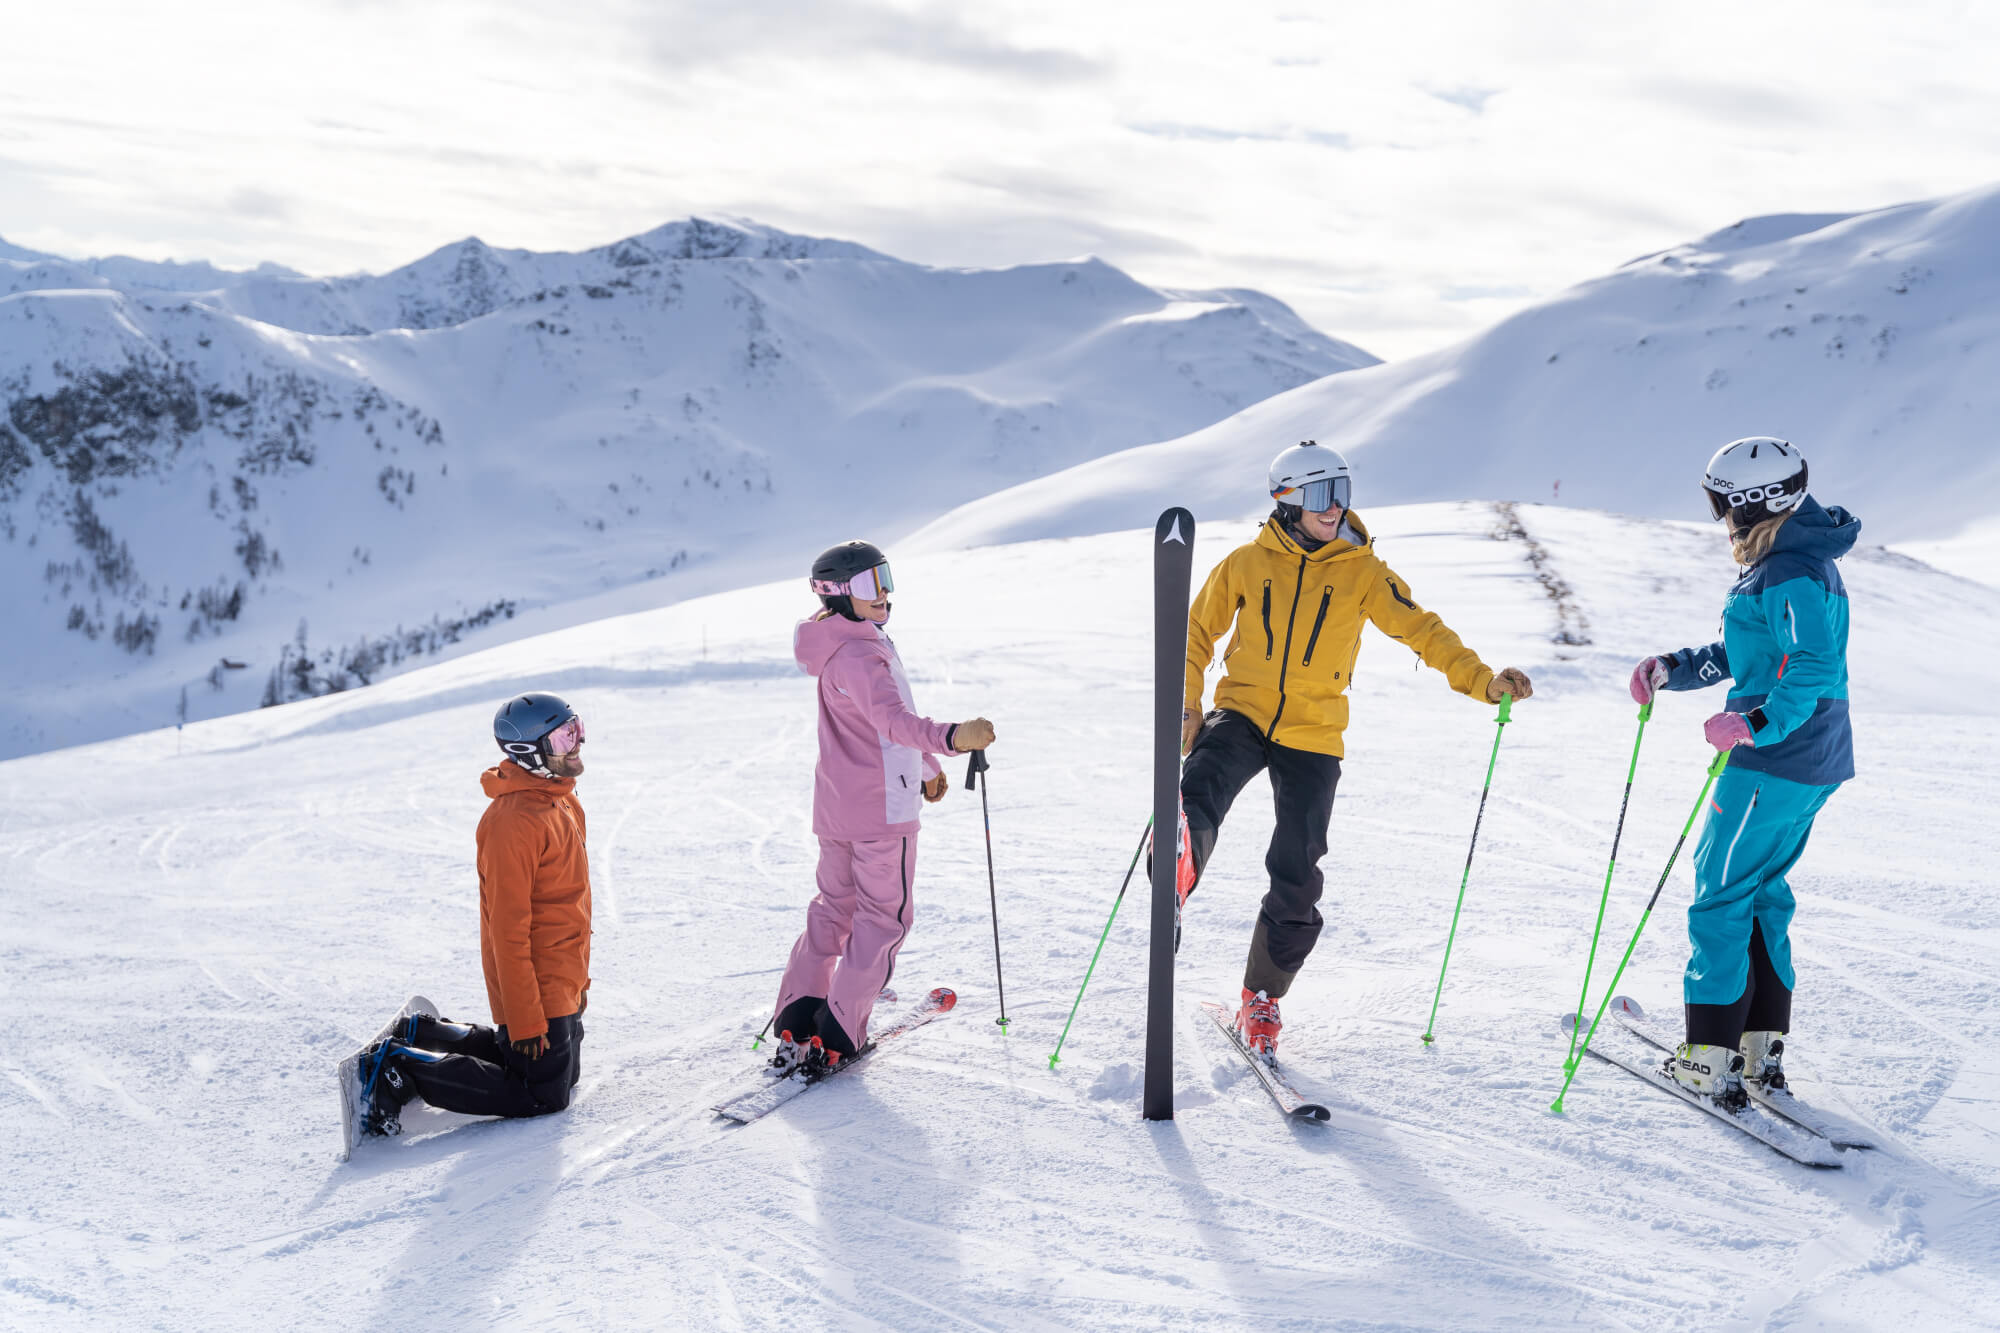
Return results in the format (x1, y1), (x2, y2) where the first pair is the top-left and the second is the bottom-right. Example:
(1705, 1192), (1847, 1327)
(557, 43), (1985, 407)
(1269, 440), (1352, 514)
(1702, 436), (1807, 532)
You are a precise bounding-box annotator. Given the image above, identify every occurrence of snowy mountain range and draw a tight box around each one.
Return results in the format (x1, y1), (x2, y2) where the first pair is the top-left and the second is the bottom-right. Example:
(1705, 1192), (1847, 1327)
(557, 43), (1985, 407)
(911, 184), (2000, 580)
(0, 219), (1372, 759)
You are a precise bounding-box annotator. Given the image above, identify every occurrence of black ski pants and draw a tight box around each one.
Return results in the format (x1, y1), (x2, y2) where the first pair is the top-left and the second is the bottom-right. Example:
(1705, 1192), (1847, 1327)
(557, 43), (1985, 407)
(382, 1012), (584, 1119)
(1180, 708), (1341, 998)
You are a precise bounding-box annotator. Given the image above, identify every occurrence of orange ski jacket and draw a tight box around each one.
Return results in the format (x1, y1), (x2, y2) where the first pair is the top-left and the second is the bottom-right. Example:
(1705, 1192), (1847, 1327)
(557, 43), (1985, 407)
(476, 763), (592, 1040)
(1185, 511), (1496, 757)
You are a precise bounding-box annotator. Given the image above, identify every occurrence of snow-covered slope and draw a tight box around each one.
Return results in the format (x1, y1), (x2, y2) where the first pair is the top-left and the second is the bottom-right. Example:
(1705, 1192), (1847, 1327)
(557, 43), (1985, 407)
(4, 504), (1996, 1329)
(0, 220), (1374, 759)
(910, 184), (2000, 579)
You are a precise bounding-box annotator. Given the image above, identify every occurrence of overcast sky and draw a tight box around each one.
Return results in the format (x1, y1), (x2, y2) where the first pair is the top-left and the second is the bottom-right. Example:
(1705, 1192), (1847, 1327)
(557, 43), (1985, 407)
(6, 1), (2000, 359)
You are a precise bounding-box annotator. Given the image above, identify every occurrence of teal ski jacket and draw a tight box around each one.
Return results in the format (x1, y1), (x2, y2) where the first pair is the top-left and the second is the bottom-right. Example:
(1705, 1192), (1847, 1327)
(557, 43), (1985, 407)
(1661, 496), (1858, 786)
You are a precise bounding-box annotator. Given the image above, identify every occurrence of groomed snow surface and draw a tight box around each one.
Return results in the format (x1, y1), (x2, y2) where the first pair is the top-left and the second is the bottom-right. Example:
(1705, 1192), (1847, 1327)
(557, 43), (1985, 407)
(5, 504), (1998, 1329)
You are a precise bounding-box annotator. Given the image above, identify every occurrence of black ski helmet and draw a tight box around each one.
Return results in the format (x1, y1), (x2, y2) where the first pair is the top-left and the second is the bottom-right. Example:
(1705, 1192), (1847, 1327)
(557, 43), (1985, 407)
(493, 691), (578, 776)
(809, 540), (892, 621)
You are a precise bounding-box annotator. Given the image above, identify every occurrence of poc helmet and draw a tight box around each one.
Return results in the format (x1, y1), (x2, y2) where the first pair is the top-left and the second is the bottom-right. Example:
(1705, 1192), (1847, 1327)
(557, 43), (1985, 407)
(809, 540), (893, 622)
(1269, 440), (1352, 518)
(494, 691), (579, 777)
(1702, 437), (1808, 535)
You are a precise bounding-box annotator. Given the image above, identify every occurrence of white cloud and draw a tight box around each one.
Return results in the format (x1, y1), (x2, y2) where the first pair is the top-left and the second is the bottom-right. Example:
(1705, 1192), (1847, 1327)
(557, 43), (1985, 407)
(5, 0), (2000, 359)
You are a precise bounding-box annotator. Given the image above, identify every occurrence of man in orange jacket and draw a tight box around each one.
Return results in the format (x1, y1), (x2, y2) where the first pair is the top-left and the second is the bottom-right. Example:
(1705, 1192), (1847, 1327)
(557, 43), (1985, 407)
(356, 692), (592, 1138)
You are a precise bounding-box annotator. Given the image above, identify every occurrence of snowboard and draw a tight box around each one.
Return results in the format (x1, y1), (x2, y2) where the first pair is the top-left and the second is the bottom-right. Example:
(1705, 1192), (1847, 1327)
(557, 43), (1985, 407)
(337, 994), (437, 1161)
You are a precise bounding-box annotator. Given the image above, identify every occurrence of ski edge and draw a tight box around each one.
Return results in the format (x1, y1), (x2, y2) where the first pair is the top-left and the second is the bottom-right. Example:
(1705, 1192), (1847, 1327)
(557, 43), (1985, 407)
(1560, 1013), (1842, 1168)
(1606, 999), (1876, 1150)
(1198, 1001), (1331, 1123)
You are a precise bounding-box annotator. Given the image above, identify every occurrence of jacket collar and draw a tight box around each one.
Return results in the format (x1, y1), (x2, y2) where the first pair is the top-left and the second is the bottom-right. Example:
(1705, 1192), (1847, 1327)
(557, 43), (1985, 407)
(1257, 509), (1373, 562)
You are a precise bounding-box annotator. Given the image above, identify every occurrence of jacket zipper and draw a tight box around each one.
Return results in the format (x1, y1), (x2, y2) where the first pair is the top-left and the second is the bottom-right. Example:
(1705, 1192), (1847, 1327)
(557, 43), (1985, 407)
(1300, 587), (1332, 666)
(1265, 554), (1308, 738)
(1261, 580), (1274, 658)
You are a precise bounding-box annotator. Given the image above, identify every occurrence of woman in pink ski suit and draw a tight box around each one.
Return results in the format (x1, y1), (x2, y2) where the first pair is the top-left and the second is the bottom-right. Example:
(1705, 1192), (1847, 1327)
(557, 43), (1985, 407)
(773, 540), (995, 1066)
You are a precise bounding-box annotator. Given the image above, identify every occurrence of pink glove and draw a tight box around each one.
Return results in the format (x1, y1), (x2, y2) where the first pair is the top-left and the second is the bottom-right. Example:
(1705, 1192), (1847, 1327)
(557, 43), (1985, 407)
(1703, 712), (1754, 751)
(1629, 656), (1670, 705)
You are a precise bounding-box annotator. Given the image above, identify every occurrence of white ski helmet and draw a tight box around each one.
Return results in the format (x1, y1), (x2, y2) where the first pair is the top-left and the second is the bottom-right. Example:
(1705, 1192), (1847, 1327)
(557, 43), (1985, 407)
(1269, 440), (1352, 514)
(1702, 437), (1808, 532)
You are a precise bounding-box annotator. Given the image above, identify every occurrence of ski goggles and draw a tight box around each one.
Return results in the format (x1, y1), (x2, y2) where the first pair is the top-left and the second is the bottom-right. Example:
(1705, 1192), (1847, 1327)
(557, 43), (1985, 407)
(1272, 475), (1350, 514)
(1703, 478), (1804, 523)
(543, 715), (585, 756)
(809, 561), (894, 602)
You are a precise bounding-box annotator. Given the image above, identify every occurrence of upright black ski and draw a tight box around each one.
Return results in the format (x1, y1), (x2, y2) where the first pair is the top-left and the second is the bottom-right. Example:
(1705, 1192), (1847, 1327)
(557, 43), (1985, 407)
(1145, 507), (1196, 1122)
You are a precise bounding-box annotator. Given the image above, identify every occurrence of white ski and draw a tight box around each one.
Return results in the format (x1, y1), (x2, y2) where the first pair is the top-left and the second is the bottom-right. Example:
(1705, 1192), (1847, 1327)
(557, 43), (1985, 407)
(713, 987), (957, 1125)
(1606, 996), (1876, 1150)
(1560, 1011), (1841, 1168)
(1199, 1001), (1330, 1123)
(337, 994), (438, 1161)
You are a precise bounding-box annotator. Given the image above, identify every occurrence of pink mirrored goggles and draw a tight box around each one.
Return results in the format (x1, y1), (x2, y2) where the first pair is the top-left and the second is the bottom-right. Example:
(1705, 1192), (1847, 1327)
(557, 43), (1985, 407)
(544, 715), (585, 756)
(809, 562), (894, 603)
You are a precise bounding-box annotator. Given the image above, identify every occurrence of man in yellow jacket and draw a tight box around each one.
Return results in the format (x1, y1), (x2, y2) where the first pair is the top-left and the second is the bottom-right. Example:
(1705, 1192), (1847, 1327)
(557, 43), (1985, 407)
(1183, 442), (1533, 1059)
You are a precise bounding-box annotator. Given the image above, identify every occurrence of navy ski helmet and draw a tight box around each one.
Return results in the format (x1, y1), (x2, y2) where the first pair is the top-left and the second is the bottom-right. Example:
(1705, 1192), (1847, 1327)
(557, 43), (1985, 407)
(809, 540), (893, 622)
(493, 691), (580, 776)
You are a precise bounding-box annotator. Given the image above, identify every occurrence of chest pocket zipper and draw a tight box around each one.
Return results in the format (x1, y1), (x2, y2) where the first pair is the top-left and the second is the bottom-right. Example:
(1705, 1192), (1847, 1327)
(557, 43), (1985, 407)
(1301, 588), (1332, 666)
(1261, 580), (1274, 658)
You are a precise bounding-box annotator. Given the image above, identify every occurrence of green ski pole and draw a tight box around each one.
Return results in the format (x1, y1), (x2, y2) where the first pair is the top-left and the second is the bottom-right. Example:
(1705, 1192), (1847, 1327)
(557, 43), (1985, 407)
(1421, 691), (1513, 1045)
(1563, 701), (1652, 1072)
(1550, 749), (1729, 1114)
(1049, 817), (1153, 1069)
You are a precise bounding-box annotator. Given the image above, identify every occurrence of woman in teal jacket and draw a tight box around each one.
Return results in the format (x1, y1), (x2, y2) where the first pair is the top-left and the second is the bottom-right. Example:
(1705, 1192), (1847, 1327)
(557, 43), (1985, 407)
(1629, 437), (1858, 1110)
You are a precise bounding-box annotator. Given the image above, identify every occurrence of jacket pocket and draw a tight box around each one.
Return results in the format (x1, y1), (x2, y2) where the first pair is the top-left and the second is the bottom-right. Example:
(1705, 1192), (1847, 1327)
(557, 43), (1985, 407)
(1301, 587), (1332, 666)
(1261, 580), (1274, 659)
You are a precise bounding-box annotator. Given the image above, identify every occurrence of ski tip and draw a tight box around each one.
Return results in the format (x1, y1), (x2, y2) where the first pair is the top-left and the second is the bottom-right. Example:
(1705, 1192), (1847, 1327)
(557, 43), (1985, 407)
(929, 987), (958, 1012)
(1610, 995), (1645, 1020)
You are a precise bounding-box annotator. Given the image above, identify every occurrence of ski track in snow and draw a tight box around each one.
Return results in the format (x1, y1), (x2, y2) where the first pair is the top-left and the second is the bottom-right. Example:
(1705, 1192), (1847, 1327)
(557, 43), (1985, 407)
(3, 503), (1998, 1329)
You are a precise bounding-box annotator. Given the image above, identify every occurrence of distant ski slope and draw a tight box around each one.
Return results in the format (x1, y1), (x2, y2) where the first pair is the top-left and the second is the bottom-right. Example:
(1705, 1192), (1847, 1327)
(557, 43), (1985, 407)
(4, 503), (1995, 1329)
(910, 184), (2000, 585)
(0, 219), (1373, 758)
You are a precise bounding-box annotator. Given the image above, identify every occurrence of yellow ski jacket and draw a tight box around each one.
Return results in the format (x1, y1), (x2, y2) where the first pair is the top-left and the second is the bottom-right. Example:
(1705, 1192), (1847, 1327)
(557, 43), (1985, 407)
(1185, 512), (1497, 757)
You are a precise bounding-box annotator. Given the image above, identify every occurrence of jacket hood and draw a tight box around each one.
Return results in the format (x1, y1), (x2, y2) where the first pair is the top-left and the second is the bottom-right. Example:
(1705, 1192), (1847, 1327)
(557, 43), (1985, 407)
(1258, 508), (1372, 561)
(1771, 495), (1861, 563)
(480, 763), (577, 801)
(795, 611), (882, 677)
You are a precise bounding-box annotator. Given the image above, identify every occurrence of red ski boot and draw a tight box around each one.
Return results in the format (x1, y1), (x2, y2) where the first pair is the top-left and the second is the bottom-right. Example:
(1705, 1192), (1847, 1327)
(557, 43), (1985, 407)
(1173, 807), (1199, 953)
(1235, 988), (1282, 1061)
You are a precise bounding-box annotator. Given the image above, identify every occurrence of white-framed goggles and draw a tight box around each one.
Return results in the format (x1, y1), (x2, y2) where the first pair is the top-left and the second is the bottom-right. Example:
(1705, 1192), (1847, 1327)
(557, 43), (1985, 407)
(1273, 475), (1350, 514)
(810, 562), (894, 602)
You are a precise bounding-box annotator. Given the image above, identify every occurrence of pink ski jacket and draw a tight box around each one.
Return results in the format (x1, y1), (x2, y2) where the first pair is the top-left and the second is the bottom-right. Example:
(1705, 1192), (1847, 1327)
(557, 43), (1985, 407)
(795, 612), (958, 840)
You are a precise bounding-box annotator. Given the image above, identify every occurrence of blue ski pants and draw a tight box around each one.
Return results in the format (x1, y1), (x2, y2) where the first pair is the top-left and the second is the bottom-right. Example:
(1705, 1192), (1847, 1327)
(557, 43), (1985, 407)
(1685, 765), (1838, 1030)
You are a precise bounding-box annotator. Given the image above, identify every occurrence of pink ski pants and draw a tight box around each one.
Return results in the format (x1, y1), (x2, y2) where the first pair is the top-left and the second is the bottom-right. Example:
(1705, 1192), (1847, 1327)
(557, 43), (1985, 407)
(774, 835), (915, 1048)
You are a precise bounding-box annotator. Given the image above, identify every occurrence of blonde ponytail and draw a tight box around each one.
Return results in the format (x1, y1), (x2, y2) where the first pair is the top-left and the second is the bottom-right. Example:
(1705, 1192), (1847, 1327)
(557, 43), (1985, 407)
(1731, 512), (1791, 566)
